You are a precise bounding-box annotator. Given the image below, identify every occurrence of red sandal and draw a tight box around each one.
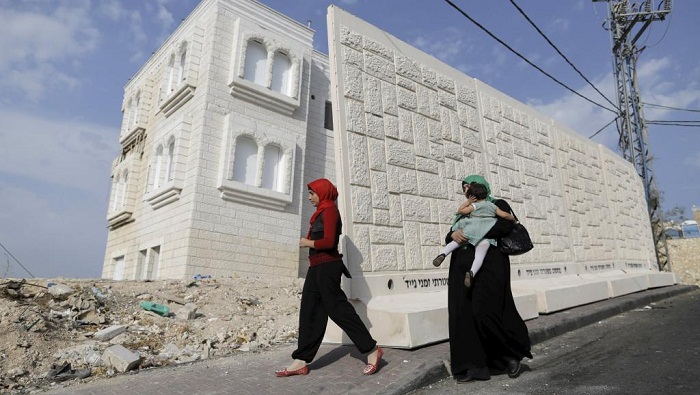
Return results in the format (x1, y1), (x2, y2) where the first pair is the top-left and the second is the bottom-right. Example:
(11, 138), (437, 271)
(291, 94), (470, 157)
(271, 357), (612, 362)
(275, 365), (309, 377)
(363, 346), (384, 375)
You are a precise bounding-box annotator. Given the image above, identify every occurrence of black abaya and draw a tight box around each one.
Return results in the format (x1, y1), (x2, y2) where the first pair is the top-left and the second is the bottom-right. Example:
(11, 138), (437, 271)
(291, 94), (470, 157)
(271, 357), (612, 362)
(447, 199), (532, 378)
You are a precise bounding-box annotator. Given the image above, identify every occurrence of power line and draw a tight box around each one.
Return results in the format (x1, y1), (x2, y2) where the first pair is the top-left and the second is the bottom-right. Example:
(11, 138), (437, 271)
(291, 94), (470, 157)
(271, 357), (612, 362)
(508, 0), (619, 111)
(643, 102), (700, 113)
(0, 240), (35, 278)
(443, 0), (618, 114)
(642, 3), (673, 50)
(589, 116), (619, 139)
(647, 121), (700, 127)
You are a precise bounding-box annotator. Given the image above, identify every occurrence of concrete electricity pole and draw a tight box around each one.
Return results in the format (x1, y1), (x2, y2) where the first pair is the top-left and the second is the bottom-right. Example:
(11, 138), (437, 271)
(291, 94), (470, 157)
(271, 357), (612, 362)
(594, 0), (672, 271)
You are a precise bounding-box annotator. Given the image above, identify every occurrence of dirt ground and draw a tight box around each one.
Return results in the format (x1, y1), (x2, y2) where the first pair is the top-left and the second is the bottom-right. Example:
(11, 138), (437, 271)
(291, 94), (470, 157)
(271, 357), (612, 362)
(1, 256), (698, 394)
(0, 275), (303, 394)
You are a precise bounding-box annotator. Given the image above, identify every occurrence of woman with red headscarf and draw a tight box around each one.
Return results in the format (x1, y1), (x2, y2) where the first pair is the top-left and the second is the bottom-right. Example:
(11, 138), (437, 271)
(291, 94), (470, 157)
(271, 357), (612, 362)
(275, 178), (383, 377)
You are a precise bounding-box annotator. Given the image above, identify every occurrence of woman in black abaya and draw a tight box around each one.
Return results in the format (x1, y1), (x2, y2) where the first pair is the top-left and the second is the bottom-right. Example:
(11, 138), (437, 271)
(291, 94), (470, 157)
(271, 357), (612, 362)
(445, 175), (532, 382)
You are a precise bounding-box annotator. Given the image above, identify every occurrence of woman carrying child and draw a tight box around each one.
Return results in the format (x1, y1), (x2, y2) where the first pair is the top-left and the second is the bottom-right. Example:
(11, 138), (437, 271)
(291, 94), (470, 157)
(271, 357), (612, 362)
(433, 182), (515, 288)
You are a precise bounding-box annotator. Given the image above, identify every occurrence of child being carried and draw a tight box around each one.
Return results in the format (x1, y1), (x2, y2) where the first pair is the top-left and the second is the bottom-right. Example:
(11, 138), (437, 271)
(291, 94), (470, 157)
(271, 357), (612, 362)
(432, 182), (516, 288)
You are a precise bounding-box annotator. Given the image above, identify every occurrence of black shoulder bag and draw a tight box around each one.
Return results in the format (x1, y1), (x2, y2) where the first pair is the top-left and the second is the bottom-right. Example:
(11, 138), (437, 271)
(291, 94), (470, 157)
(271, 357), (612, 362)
(498, 210), (534, 256)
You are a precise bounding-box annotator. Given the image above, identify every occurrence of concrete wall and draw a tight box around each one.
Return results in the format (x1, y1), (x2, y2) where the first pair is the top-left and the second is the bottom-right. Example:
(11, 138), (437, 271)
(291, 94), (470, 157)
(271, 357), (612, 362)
(326, 7), (657, 300)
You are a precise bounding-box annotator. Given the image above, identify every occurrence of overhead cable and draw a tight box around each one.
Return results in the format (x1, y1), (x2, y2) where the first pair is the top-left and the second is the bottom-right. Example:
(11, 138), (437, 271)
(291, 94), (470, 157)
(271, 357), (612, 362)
(508, 0), (619, 111)
(589, 116), (619, 139)
(443, 0), (618, 114)
(643, 102), (700, 113)
(0, 240), (35, 278)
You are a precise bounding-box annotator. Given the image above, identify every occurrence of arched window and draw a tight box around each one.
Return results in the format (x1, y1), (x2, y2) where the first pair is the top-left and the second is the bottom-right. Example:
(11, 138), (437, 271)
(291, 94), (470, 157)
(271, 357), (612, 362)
(119, 170), (129, 208)
(232, 136), (258, 186)
(271, 51), (292, 96)
(166, 139), (175, 182)
(166, 55), (176, 94)
(244, 40), (267, 86)
(178, 43), (187, 84)
(154, 145), (164, 189)
(262, 144), (283, 192)
(124, 98), (134, 131)
(111, 175), (120, 212)
(132, 93), (140, 128)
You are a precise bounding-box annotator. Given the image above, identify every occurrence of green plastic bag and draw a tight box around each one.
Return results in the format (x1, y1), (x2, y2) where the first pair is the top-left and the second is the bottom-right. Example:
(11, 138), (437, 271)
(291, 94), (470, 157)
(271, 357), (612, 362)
(139, 301), (170, 317)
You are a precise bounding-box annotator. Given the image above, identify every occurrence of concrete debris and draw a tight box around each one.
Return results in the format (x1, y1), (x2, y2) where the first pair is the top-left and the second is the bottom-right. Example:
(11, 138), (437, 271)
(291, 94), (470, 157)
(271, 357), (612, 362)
(93, 325), (127, 341)
(47, 283), (74, 300)
(0, 276), (302, 393)
(102, 345), (142, 373)
(175, 303), (198, 320)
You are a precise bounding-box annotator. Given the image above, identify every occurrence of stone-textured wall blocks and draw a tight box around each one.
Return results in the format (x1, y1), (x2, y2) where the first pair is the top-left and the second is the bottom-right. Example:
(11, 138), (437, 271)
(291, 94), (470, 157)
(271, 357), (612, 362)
(327, 6), (656, 300)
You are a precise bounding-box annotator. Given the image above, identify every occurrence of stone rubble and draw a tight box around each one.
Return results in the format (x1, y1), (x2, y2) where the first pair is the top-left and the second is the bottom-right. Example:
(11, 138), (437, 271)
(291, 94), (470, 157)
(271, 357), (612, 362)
(0, 276), (302, 394)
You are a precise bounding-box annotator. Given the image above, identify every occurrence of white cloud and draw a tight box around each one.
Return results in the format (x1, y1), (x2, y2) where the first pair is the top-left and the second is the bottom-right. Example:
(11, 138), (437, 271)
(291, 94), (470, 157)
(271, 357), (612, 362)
(529, 55), (700, 153)
(155, 1), (175, 31)
(411, 27), (480, 75)
(98, 0), (129, 20)
(0, 2), (99, 100)
(530, 69), (619, 149)
(0, 109), (118, 192)
(550, 17), (571, 34)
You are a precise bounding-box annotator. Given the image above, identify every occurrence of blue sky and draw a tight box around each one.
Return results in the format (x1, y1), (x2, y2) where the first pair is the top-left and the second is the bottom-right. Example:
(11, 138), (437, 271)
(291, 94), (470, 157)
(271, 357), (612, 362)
(1, 0), (698, 278)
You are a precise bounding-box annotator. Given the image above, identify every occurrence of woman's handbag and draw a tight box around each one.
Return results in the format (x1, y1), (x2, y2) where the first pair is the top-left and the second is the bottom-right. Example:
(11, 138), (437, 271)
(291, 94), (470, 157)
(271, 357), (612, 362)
(498, 211), (534, 256)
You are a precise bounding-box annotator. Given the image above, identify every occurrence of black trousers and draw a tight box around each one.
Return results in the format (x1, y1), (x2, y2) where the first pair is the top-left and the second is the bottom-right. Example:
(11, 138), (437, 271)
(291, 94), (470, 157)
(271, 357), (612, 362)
(292, 260), (376, 362)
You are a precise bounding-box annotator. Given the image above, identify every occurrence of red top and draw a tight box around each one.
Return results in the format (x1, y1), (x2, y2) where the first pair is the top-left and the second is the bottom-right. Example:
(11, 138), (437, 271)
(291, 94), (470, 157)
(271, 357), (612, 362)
(307, 179), (343, 266)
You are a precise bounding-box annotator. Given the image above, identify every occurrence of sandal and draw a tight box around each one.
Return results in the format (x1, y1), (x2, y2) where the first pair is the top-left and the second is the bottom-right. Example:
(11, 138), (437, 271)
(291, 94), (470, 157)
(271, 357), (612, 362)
(363, 346), (384, 375)
(275, 365), (309, 377)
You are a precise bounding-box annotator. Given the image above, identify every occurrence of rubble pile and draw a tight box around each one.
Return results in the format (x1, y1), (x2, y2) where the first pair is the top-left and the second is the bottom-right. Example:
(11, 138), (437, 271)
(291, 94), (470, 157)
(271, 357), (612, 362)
(0, 276), (303, 393)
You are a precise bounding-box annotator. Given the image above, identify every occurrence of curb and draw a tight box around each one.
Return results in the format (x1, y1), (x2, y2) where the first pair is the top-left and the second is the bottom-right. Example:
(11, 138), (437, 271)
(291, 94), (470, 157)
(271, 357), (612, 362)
(387, 284), (698, 395)
(367, 359), (448, 395)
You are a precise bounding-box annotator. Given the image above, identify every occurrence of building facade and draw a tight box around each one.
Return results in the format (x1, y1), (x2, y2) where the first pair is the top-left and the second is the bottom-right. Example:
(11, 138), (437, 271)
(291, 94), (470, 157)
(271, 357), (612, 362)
(103, 0), (334, 280)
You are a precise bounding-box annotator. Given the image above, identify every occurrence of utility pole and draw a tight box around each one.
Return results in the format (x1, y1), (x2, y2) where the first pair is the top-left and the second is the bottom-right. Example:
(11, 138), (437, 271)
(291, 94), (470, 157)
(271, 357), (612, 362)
(593, 0), (672, 271)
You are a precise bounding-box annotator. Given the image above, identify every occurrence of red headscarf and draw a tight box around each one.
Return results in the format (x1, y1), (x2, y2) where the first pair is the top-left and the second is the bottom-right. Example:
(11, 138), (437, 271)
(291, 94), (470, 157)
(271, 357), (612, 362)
(308, 178), (339, 226)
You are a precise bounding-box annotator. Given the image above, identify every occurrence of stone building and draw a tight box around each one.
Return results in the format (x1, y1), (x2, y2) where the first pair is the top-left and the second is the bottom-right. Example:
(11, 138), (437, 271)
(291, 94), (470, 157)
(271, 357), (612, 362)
(103, 0), (676, 347)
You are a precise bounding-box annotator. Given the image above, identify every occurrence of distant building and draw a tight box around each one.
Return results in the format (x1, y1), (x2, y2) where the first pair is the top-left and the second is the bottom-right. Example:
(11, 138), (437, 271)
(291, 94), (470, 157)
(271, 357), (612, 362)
(681, 220), (700, 238)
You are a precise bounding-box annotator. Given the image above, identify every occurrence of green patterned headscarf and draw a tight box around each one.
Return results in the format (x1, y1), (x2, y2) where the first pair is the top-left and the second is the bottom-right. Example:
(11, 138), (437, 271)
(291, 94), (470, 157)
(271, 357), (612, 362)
(452, 174), (493, 226)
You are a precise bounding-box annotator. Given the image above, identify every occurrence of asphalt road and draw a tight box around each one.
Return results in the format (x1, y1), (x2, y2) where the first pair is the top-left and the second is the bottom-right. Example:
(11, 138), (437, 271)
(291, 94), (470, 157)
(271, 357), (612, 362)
(409, 289), (700, 395)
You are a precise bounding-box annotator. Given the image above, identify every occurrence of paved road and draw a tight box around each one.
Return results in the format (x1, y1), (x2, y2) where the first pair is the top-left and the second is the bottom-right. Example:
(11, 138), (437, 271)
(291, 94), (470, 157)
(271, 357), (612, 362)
(409, 289), (700, 395)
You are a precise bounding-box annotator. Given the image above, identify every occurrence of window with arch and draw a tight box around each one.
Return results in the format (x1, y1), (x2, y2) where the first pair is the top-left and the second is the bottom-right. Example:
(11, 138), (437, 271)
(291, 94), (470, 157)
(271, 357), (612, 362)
(125, 98), (135, 129)
(159, 40), (196, 117)
(244, 40), (267, 86)
(153, 145), (163, 189)
(111, 174), (120, 213)
(107, 164), (135, 229)
(119, 170), (129, 208)
(165, 139), (175, 182)
(145, 118), (190, 209)
(178, 43), (187, 84)
(166, 54), (177, 95)
(230, 31), (302, 115)
(232, 136), (258, 186)
(271, 51), (291, 96)
(262, 144), (283, 192)
(218, 116), (297, 210)
(132, 92), (141, 129)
